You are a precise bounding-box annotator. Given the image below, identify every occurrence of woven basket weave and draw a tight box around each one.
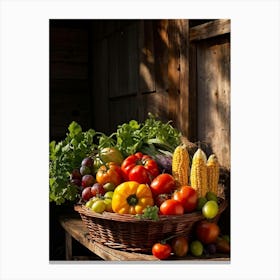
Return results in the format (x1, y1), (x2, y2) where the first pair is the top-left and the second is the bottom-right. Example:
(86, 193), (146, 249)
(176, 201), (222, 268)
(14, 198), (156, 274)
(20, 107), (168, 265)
(74, 198), (227, 253)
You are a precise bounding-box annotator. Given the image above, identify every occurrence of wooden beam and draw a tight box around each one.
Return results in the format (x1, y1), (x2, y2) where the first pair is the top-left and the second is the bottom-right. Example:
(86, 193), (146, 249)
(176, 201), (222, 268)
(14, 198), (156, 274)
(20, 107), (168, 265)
(190, 19), (230, 41)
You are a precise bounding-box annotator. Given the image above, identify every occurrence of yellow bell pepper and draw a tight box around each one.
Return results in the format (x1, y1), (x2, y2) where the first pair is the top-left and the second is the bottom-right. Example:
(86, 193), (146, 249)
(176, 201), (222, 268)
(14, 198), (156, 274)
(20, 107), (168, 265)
(112, 181), (154, 214)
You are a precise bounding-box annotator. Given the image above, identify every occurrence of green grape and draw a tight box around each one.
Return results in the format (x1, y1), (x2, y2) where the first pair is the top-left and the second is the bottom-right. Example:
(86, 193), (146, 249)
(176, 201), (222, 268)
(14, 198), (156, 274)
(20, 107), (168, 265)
(202, 200), (219, 219)
(190, 240), (203, 257)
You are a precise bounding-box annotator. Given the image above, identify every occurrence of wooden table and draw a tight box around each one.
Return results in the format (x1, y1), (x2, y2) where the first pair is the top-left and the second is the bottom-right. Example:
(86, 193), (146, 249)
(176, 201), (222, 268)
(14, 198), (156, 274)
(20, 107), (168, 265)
(59, 215), (230, 262)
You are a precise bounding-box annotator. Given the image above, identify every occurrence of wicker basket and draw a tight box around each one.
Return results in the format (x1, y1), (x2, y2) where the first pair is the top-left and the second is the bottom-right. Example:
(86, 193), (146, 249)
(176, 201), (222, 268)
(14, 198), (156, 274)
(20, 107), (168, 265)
(74, 198), (227, 253)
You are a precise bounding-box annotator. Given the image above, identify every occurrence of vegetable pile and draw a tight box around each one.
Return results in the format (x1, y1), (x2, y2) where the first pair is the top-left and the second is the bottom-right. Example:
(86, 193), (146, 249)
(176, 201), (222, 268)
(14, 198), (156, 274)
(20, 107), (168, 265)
(49, 114), (229, 259)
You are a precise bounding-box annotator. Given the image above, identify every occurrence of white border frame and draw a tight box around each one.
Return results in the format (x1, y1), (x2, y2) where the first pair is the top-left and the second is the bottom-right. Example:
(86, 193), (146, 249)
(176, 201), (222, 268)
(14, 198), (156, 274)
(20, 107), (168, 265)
(0, 0), (279, 279)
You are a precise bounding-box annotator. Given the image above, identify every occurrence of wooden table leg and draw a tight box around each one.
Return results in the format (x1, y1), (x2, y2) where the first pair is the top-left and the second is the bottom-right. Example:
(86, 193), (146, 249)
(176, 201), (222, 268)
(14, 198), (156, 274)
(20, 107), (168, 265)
(65, 231), (72, 260)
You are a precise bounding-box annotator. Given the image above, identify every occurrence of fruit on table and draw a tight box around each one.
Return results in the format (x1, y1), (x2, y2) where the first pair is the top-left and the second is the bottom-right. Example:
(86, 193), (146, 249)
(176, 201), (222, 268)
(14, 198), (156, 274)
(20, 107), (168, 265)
(206, 191), (218, 203)
(159, 199), (184, 215)
(104, 191), (114, 199)
(80, 165), (92, 176)
(206, 154), (219, 195)
(216, 237), (230, 253)
(190, 148), (208, 197)
(111, 181), (154, 214)
(196, 196), (207, 211)
(91, 183), (106, 197)
(222, 234), (230, 243)
(154, 193), (171, 208)
(96, 163), (123, 186)
(81, 174), (95, 188)
(90, 199), (106, 213)
(172, 185), (198, 213)
(196, 220), (220, 244)
(121, 152), (159, 184)
(81, 186), (93, 201)
(206, 243), (217, 254)
(85, 197), (100, 208)
(103, 182), (116, 192)
(70, 168), (82, 180)
(103, 198), (113, 212)
(172, 144), (190, 186)
(202, 200), (219, 219)
(171, 236), (188, 257)
(81, 157), (93, 168)
(70, 178), (81, 187)
(99, 147), (124, 165)
(152, 243), (172, 260)
(150, 173), (176, 196)
(190, 240), (203, 257)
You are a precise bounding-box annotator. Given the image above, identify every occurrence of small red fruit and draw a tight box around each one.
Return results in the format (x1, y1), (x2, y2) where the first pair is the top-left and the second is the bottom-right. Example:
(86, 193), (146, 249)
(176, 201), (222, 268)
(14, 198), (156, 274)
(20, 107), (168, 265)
(159, 199), (184, 215)
(81, 174), (95, 188)
(196, 221), (220, 244)
(81, 187), (93, 201)
(152, 243), (172, 260)
(91, 183), (106, 196)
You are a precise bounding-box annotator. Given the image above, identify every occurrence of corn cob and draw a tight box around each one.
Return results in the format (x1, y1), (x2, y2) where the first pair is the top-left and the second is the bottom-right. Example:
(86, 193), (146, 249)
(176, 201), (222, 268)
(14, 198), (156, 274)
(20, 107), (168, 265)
(207, 154), (219, 195)
(190, 148), (207, 197)
(172, 144), (190, 187)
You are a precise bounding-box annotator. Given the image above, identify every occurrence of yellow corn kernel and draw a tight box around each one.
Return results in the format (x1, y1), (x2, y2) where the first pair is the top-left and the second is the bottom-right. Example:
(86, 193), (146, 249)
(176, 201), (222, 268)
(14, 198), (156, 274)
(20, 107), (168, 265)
(207, 154), (219, 195)
(190, 148), (207, 197)
(172, 144), (190, 187)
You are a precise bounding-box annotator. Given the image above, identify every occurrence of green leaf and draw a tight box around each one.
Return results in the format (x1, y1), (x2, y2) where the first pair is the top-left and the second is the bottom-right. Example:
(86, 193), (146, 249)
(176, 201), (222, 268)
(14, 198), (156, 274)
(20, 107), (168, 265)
(68, 121), (82, 138)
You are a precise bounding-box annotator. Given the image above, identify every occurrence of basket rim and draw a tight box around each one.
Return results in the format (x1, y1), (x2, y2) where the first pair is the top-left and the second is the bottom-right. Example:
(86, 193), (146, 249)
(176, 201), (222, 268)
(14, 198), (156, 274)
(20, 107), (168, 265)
(74, 197), (227, 223)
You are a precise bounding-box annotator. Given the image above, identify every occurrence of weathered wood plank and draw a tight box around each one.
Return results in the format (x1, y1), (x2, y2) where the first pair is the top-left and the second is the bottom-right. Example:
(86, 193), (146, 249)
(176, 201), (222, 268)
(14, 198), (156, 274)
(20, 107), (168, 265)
(139, 20), (156, 94)
(154, 20), (169, 94)
(190, 19), (230, 41)
(167, 20), (180, 124)
(188, 43), (198, 142)
(196, 36), (230, 168)
(177, 19), (190, 137)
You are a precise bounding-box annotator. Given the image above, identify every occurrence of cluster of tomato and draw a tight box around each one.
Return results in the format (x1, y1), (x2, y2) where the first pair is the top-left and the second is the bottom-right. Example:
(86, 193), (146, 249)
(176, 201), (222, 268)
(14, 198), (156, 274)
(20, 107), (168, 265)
(71, 148), (229, 259)
(152, 220), (230, 260)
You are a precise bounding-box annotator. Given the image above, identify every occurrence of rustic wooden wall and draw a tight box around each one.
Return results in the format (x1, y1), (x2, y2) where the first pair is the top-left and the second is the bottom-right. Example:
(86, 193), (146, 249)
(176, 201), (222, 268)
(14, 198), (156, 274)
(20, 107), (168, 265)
(49, 20), (92, 141)
(189, 20), (230, 169)
(91, 20), (191, 135)
(50, 19), (231, 169)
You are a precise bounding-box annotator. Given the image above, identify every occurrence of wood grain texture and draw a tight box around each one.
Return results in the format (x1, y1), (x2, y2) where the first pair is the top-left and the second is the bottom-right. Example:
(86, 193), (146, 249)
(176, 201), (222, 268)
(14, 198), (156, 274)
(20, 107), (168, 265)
(190, 19), (230, 41)
(196, 36), (230, 168)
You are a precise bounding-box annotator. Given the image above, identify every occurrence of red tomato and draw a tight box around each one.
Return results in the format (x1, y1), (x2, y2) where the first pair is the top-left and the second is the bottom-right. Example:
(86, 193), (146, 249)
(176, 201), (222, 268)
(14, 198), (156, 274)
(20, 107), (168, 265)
(152, 243), (172, 260)
(171, 236), (189, 257)
(128, 165), (152, 184)
(96, 163), (123, 186)
(150, 173), (176, 196)
(121, 152), (159, 184)
(196, 221), (220, 244)
(159, 199), (184, 215)
(172, 185), (198, 213)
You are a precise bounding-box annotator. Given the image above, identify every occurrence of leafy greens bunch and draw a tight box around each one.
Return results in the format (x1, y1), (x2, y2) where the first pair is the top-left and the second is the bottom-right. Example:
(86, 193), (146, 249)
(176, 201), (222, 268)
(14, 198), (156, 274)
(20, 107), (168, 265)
(49, 122), (97, 205)
(49, 114), (181, 205)
(100, 113), (181, 157)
